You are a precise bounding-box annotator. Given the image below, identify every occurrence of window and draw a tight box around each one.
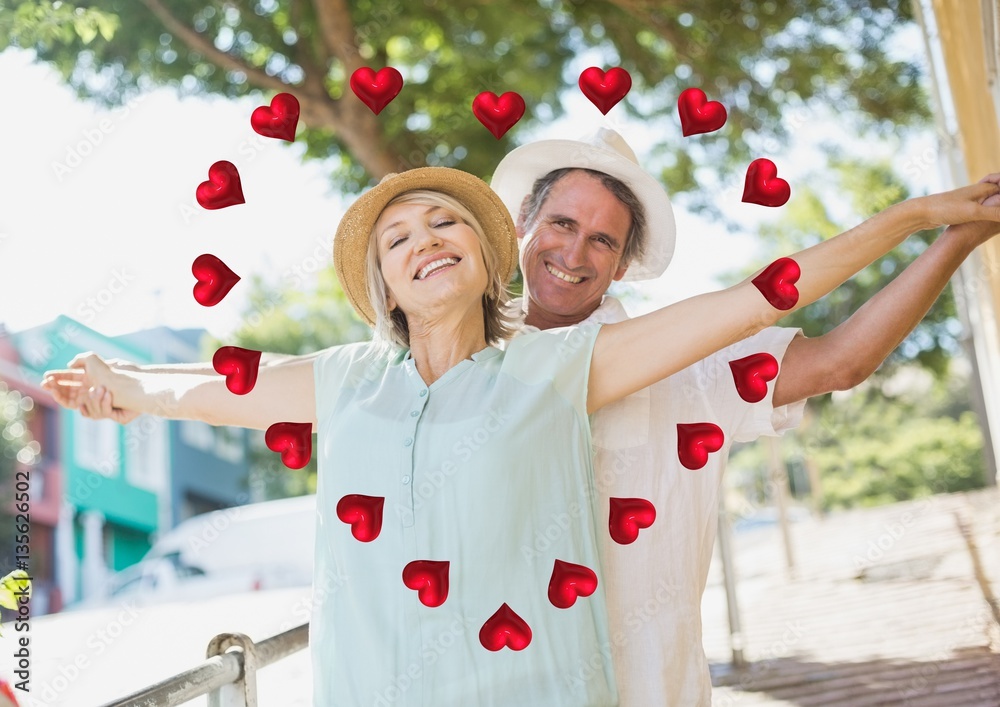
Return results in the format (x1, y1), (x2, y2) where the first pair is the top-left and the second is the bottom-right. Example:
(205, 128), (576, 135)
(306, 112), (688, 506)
(73, 416), (120, 477)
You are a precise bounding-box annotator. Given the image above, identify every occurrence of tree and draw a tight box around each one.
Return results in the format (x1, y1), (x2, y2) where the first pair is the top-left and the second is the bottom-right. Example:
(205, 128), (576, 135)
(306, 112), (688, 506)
(2, 0), (929, 206)
(0, 382), (37, 572)
(728, 369), (986, 511)
(200, 268), (371, 499)
(721, 158), (987, 508)
(723, 158), (959, 381)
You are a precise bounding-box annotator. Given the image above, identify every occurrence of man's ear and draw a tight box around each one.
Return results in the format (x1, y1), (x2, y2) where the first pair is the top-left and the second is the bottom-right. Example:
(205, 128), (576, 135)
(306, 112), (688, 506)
(612, 263), (629, 282)
(515, 194), (531, 242)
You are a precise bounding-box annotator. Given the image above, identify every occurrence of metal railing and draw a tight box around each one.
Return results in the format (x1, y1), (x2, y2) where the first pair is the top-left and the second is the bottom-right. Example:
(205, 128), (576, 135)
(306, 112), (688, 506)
(97, 623), (309, 707)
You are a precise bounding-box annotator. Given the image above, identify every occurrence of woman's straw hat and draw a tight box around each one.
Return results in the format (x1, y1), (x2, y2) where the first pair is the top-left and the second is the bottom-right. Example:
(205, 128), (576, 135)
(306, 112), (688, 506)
(334, 167), (519, 326)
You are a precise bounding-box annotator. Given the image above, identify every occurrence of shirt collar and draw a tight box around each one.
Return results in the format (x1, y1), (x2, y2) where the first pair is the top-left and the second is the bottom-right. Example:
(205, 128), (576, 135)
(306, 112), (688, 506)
(509, 295), (629, 336)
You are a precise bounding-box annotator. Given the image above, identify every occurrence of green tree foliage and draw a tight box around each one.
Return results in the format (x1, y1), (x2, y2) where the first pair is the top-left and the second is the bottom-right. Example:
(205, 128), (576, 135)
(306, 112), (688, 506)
(200, 268), (371, 499)
(723, 158), (959, 381)
(2, 0), (929, 203)
(729, 371), (986, 510)
(0, 382), (38, 569)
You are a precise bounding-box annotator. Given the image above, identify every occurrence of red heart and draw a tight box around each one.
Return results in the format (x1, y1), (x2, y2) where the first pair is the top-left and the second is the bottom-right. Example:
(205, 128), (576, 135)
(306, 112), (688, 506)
(265, 421), (313, 470)
(752, 257), (800, 310)
(677, 422), (725, 470)
(608, 497), (656, 545)
(472, 91), (525, 140)
(547, 559), (598, 609)
(192, 254), (241, 307)
(336, 494), (384, 542)
(677, 87), (728, 136)
(729, 353), (779, 404)
(402, 560), (450, 608)
(479, 603), (531, 651)
(349, 67), (403, 115)
(251, 92), (300, 141)
(212, 346), (262, 395)
(742, 158), (791, 207)
(196, 160), (245, 210)
(578, 66), (632, 114)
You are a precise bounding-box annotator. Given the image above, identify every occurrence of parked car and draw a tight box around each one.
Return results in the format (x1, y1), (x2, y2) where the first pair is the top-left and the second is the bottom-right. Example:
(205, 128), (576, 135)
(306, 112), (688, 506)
(72, 494), (317, 609)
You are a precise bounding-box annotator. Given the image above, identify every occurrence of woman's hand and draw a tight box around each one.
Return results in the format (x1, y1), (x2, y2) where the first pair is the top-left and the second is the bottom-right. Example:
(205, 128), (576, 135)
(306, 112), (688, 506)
(42, 352), (140, 422)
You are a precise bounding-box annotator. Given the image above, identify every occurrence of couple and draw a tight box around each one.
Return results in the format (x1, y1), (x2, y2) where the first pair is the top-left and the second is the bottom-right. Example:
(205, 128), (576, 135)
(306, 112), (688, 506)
(44, 129), (1000, 706)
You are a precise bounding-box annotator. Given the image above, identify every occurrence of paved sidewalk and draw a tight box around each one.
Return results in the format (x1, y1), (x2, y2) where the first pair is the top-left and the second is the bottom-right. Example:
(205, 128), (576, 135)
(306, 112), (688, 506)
(11, 489), (998, 706)
(703, 488), (1000, 706)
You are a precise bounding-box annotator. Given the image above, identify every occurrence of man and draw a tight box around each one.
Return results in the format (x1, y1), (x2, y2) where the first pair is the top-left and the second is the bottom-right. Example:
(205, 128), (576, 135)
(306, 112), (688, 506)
(48, 130), (1000, 705)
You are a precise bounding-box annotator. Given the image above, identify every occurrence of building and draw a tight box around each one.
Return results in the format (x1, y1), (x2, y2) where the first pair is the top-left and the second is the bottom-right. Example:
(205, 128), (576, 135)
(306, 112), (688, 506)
(1, 317), (253, 610)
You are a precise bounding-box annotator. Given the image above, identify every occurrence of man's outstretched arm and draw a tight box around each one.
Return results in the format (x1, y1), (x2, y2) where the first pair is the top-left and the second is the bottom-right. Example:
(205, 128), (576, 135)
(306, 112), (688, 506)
(772, 210), (1000, 408)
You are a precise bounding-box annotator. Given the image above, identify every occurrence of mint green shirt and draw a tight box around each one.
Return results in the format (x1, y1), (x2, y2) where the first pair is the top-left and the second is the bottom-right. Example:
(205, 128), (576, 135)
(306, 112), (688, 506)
(312, 323), (616, 706)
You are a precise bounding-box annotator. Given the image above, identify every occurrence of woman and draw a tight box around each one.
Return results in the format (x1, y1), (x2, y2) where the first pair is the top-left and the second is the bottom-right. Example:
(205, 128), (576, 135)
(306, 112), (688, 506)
(44, 167), (1000, 705)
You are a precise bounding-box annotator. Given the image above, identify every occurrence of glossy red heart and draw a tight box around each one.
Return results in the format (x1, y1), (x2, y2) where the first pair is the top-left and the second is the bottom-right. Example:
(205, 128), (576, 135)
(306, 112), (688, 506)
(479, 603), (531, 651)
(251, 92), (300, 141)
(265, 421), (313, 470)
(336, 494), (384, 542)
(402, 560), (450, 608)
(677, 87), (728, 136)
(578, 66), (632, 114)
(192, 254), (241, 307)
(196, 160), (245, 210)
(350, 67), (403, 115)
(548, 559), (598, 609)
(729, 352), (779, 404)
(677, 422), (725, 470)
(752, 257), (800, 310)
(742, 158), (790, 207)
(212, 346), (262, 396)
(608, 497), (656, 545)
(472, 91), (525, 139)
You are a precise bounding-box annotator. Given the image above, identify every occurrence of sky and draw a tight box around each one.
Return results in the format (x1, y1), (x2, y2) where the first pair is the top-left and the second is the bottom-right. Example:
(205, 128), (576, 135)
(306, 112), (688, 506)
(0, 24), (941, 347)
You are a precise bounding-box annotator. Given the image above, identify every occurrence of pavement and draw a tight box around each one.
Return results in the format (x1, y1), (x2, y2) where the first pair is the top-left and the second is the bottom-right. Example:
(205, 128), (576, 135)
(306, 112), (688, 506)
(5, 488), (998, 706)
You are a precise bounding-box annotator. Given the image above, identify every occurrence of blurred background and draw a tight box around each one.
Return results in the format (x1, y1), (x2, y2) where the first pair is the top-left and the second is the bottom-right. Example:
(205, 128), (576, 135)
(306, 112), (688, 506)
(0, 1), (998, 705)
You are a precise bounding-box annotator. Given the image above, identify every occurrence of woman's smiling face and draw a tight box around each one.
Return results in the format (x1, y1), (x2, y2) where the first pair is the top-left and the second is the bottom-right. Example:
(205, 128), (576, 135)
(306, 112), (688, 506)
(375, 200), (489, 318)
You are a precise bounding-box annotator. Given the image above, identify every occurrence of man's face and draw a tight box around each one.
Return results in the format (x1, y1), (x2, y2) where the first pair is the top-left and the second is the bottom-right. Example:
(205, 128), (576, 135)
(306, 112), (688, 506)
(518, 171), (631, 325)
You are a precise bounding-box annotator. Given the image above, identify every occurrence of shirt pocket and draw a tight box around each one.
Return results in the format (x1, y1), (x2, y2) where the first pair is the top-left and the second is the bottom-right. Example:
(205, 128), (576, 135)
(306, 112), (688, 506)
(592, 386), (650, 450)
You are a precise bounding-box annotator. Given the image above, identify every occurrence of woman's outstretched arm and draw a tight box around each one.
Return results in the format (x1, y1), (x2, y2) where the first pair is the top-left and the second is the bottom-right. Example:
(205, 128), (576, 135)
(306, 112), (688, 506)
(587, 175), (1000, 414)
(42, 353), (318, 432)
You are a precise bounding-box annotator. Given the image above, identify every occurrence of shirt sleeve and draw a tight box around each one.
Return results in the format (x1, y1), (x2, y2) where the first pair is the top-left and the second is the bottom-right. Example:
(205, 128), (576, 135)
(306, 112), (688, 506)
(699, 326), (807, 443)
(313, 343), (370, 428)
(501, 322), (603, 419)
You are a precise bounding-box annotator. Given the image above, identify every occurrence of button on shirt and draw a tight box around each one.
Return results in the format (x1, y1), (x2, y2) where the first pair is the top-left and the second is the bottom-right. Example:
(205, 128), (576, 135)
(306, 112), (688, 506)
(508, 296), (806, 706)
(312, 324), (617, 706)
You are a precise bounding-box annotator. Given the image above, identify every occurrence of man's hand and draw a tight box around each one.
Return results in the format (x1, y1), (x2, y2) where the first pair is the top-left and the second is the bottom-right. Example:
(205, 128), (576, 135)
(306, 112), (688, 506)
(915, 173), (1000, 231)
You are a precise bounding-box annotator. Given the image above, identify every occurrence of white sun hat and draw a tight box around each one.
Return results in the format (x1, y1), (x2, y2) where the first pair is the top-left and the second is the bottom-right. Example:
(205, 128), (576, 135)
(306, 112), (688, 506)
(490, 127), (676, 281)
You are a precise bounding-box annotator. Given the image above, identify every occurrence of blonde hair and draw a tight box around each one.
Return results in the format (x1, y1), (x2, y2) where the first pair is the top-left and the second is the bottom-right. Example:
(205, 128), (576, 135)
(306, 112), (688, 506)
(365, 190), (516, 355)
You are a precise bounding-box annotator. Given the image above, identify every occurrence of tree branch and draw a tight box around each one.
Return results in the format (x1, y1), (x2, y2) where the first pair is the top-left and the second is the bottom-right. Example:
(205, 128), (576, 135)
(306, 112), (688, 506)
(137, 0), (292, 95)
(309, 0), (362, 70)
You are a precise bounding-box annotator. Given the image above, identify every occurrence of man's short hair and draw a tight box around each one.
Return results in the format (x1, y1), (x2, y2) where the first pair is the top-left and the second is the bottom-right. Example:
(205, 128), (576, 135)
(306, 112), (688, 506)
(519, 168), (648, 268)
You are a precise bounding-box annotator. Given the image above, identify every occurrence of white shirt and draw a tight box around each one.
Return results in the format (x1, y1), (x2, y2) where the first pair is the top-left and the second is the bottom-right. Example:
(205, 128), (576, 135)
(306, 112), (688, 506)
(510, 296), (806, 706)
